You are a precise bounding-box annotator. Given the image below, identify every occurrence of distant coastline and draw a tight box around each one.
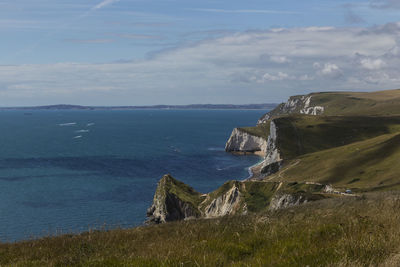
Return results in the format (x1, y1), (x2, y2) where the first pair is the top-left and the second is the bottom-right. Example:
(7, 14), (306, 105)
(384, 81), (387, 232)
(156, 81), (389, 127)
(0, 103), (278, 111)
(0, 103), (278, 110)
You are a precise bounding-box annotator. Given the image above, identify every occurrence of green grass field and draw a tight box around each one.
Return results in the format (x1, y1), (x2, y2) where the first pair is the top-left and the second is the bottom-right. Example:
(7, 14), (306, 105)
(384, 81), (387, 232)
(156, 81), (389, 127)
(238, 122), (271, 140)
(310, 90), (400, 116)
(267, 132), (400, 192)
(272, 115), (400, 160)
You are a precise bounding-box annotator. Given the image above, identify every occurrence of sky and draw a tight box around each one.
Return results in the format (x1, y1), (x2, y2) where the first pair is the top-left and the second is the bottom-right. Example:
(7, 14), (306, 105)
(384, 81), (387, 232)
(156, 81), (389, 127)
(1, 0), (400, 106)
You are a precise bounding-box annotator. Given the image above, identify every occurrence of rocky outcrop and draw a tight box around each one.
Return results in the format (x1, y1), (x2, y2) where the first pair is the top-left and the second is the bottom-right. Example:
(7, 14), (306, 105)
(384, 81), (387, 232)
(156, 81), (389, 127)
(146, 175), (202, 224)
(258, 95), (324, 125)
(147, 175), (331, 224)
(204, 184), (243, 218)
(299, 96), (325, 115)
(269, 193), (308, 211)
(225, 128), (268, 154)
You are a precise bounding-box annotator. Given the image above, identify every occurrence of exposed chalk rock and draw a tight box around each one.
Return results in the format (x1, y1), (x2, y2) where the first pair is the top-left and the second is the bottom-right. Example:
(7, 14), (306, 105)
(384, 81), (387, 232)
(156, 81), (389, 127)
(225, 128), (268, 154)
(261, 120), (283, 175)
(269, 194), (307, 211)
(204, 185), (242, 218)
(258, 95), (325, 125)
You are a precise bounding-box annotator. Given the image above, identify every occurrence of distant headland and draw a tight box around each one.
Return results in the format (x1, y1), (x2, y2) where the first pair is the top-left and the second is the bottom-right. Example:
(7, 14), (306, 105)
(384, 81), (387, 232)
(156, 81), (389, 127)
(0, 103), (278, 110)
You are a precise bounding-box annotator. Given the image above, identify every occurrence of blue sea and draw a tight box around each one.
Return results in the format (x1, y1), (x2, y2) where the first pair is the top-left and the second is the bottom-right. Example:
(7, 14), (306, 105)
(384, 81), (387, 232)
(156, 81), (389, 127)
(0, 109), (267, 242)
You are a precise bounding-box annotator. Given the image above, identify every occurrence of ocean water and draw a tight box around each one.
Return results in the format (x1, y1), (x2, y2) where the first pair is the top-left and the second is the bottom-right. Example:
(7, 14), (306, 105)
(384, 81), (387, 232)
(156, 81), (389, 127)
(0, 109), (267, 242)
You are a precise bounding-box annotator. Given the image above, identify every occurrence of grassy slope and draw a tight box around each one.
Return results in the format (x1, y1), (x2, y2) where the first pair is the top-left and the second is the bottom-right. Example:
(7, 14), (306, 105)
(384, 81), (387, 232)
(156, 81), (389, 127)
(268, 132), (400, 192)
(238, 122), (270, 140)
(162, 176), (328, 215)
(310, 89), (400, 116)
(158, 175), (204, 208)
(273, 115), (400, 160)
(2, 192), (400, 266)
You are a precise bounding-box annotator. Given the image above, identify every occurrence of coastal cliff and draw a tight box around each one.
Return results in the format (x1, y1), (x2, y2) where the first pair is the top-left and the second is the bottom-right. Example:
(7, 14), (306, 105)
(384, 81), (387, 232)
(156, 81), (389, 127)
(225, 128), (268, 154)
(224, 119), (283, 177)
(225, 93), (325, 177)
(147, 175), (328, 223)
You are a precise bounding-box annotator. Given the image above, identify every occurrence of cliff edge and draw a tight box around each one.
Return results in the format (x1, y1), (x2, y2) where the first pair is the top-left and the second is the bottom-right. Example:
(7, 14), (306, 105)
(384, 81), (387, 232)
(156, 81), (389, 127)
(147, 175), (329, 224)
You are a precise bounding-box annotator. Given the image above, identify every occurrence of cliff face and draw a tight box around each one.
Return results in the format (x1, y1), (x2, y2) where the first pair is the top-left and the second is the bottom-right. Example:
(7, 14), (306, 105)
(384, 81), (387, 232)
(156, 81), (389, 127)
(224, 119), (283, 177)
(204, 184), (243, 218)
(260, 120), (282, 175)
(258, 95), (324, 125)
(225, 128), (268, 154)
(147, 175), (329, 224)
(225, 94), (326, 177)
(269, 193), (308, 211)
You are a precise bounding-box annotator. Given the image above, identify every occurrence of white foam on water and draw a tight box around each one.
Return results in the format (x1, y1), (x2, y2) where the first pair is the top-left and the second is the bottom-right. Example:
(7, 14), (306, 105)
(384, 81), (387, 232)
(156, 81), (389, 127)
(59, 122), (77, 126)
(87, 123), (95, 127)
(73, 135), (82, 139)
(75, 130), (89, 133)
(208, 147), (225, 151)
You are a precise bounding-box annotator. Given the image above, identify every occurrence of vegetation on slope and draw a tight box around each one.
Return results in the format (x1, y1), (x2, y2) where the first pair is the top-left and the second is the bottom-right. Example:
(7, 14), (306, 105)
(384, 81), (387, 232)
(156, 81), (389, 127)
(2, 192), (400, 266)
(156, 174), (204, 208)
(267, 132), (400, 192)
(272, 115), (400, 160)
(310, 90), (400, 116)
(150, 174), (330, 222)
(237, 122), (270, 140)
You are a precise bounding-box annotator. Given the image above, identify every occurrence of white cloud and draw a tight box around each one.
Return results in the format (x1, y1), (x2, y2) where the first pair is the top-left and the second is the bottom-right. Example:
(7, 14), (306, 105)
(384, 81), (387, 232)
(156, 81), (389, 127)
(270, 56), (290, 64)
(2, 22), (400, 105)
(321, 63), (340, 75)
(262, 72), (293, 81)
(188, 8), (298, 15)
(299, 74), (314, 81)
(313, 63), (343, 78)
(360, 58), (386, 70)
(93, 0), (120, 10)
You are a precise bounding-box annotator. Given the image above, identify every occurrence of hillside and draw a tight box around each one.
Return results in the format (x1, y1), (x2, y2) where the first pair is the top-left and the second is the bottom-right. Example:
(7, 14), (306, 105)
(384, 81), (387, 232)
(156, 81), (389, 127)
(271, 115), (400, 160)
(265, 132), (400, 192)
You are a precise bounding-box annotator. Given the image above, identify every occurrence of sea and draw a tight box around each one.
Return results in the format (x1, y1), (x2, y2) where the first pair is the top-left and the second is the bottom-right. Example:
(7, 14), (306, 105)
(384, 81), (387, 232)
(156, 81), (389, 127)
(0, 109), (267, 242)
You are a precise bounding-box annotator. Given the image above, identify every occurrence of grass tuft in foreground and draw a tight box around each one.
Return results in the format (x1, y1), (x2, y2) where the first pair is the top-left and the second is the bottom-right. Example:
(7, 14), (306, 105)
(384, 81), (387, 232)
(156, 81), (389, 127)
(2, 192), (400, 266)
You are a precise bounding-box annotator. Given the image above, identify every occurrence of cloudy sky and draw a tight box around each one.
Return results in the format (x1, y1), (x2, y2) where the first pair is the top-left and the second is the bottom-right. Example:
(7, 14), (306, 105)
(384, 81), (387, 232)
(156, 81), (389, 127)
(1, 0), (400, 106)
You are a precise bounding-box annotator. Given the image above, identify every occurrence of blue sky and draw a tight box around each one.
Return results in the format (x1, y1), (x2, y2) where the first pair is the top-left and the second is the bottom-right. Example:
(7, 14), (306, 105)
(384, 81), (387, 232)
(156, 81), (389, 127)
(1, 0), (400, 105)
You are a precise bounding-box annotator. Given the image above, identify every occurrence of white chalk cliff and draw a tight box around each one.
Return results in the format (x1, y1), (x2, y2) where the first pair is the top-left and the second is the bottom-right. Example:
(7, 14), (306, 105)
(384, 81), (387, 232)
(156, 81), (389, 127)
(261, 120), (283, 175)
(225, 128), (268, 154)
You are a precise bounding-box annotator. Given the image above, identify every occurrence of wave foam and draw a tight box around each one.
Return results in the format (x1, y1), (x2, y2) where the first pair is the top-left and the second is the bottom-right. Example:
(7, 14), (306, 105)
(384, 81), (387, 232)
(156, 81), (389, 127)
(59, 122), (76, 126)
